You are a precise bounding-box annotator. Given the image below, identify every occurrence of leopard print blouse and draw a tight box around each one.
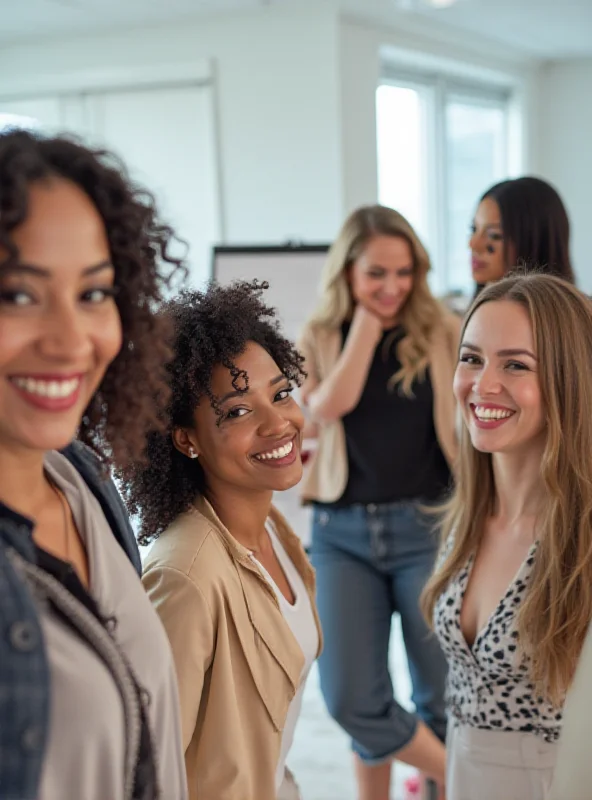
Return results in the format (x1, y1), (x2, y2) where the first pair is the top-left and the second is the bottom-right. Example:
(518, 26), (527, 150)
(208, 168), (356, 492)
(434, 542), (563, 743)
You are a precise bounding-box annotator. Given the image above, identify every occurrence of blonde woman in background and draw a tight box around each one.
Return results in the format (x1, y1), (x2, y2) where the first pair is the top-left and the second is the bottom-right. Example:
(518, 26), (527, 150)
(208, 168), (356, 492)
(422, 274), (592, 799)
(298, 205), (459, 799)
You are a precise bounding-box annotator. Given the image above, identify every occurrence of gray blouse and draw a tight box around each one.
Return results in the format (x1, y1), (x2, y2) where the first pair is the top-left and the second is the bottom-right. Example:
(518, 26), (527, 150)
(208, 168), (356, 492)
(28, 451), (188, 800)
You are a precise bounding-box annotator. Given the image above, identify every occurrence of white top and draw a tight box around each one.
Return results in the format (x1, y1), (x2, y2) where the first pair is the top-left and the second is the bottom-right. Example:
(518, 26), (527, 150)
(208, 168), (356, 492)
(37, 452), (187, 800)
(252, 522), (318, 796)
(552, 621), (592, 799)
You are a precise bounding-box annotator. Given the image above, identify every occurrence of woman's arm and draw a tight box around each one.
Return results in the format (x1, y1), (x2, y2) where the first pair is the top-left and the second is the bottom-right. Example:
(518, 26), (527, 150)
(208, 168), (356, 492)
(299, 305), (383, 424)
(142, 565), (214, 751)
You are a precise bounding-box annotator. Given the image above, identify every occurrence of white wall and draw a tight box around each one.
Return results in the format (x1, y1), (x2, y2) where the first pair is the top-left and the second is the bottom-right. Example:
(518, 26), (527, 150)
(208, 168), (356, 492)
(536, 59), (592, 291)
(0, 3), (343, 246)
(0, 4), (551, 263)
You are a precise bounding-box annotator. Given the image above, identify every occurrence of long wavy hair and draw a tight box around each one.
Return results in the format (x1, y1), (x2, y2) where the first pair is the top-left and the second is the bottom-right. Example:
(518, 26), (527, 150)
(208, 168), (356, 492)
(422, 273), (592, 704)
(307, 204), (443, 395)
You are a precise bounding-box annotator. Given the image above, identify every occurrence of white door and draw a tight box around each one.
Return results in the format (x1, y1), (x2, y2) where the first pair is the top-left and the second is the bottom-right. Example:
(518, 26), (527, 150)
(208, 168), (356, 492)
(85, 83), (220, 288)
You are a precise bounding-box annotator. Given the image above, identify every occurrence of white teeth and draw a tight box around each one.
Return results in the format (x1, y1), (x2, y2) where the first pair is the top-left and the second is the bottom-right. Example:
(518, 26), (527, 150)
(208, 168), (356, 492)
(474, 405), (514, 421)
(255, 440), (294, 461)
(13, 377), (80, 399)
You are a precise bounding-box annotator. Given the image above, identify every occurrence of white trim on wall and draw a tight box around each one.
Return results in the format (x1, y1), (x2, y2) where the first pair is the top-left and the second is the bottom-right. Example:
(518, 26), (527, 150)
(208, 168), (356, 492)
(0, 59), (213, 101)
(379, 44), (521, 90)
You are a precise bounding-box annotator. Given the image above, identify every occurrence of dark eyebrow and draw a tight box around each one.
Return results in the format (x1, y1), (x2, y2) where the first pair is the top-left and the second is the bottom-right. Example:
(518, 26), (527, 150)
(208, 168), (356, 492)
(3, 260), (114, 278)
(218, 373), (287, 404)
(460, 342), (536, 360)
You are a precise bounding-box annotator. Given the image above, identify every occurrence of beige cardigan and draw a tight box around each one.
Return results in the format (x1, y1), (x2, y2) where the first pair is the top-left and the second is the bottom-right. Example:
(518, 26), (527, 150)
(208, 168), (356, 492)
(142, 497), (323, 800)
(298, 309), (461, 503)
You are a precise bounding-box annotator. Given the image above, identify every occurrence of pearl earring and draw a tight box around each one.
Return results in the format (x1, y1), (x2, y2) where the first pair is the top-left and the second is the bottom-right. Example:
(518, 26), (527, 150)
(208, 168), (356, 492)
(189, 447), (198, 459)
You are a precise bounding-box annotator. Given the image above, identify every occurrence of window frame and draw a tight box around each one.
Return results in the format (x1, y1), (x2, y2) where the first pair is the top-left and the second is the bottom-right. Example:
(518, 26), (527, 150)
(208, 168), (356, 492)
(377, 66), (514, 296)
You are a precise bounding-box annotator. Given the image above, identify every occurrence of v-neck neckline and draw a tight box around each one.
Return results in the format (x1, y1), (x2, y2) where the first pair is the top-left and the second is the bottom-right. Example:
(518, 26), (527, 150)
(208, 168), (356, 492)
(458, 541), (538, 660)
(250, 522), (299, 609)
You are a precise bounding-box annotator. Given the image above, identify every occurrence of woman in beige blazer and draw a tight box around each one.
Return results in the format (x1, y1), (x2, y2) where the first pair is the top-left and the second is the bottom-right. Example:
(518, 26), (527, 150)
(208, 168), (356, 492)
(298, 205), (459, 800)
(122, 281), (323, 800)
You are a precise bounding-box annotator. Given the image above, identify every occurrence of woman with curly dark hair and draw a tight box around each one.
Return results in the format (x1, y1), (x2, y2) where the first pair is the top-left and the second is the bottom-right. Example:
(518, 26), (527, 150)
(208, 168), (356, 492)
(0, 128), (187, 800)
(122, 281), (322, 800)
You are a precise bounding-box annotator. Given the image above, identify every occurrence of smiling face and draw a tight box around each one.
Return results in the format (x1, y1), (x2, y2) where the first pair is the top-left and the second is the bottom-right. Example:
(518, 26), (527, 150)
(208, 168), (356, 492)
(469, 197), (508, 284)
(187, 341), (305, 496)
(349, 235), (414, 327)
(0, 178), (122, 457)
(454, 300), (545, 456)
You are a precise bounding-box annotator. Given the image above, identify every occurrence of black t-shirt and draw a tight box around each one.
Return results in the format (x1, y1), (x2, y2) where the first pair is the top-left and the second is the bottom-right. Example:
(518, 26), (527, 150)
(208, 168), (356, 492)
(335, 322), (451, 507)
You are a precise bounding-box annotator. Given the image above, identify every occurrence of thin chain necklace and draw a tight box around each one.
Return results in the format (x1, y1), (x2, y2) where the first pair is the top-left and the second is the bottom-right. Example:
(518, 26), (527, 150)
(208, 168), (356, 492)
(47, 477), (71, 564)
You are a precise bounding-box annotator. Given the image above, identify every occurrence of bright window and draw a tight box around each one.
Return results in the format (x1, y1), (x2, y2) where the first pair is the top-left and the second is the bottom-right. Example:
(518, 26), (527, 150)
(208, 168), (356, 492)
(376, 84), (429, 243)
(0, 113), (40, 132)
(377, 72), (514, 296)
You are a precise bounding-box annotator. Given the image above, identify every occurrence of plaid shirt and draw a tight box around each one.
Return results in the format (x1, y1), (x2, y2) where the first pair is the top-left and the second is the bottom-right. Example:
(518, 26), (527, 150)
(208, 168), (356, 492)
(0, 442), (140, 800)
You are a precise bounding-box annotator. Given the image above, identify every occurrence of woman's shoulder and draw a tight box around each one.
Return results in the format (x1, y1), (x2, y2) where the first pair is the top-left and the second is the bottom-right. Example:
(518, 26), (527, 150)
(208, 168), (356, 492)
(269, 505), (302, 548)
(298, 320), (340, 347)
(435, 302), (462, 332)
(60, 440), (102, 478)
(143, 510), (231, 584)
(430, 303), (462, 351)
(56, 444), (142, 575)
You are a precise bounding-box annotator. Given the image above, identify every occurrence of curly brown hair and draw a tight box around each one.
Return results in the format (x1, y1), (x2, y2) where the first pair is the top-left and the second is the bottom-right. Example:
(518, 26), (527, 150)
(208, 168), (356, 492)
(120, 280), (306, 545)
(0, 128), (186, 468)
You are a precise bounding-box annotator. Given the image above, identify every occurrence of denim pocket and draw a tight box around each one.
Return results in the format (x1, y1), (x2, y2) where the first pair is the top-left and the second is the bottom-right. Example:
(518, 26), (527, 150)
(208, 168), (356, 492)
(313, 507), (332, 528)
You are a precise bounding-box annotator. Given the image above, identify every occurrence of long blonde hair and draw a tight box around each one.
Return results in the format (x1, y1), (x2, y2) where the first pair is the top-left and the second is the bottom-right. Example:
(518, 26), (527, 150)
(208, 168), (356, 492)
(308, 204), (443, 395)
(422, 273), (592, 704)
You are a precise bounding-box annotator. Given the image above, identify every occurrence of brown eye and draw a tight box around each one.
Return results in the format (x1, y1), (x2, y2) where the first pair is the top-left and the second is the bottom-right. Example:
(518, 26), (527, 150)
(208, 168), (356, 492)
(275, 387), (293, 402)
(459, 354), (481, 366)
(81, 287), (118, 303)
(224, 406), (249, 420)
(0, 290), (33, 306)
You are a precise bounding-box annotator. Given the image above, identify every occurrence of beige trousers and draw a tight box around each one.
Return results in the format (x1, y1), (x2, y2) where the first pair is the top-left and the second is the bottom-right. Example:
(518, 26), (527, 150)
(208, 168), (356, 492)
(446, 719), (557, 800)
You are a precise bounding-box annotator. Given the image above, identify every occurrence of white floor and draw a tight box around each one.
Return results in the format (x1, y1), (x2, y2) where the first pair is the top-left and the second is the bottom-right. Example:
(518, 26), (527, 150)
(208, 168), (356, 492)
(289, 619), (417, 800)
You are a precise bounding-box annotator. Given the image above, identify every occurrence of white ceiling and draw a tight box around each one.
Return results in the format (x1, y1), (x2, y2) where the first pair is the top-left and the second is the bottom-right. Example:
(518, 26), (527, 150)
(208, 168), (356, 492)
(2, 0), (592, 59)
(371, 0), (592, 59)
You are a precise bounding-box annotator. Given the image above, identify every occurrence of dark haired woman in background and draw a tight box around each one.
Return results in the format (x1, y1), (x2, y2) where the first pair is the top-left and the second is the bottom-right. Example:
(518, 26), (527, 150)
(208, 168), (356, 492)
(122, 281), (322, 800)
(0, 130), (187, 799)
(470, 176), (574, 290)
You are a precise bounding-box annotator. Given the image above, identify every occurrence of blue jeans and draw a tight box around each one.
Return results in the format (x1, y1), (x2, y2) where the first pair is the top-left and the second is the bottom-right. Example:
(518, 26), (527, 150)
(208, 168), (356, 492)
(311, 501), (447, 764)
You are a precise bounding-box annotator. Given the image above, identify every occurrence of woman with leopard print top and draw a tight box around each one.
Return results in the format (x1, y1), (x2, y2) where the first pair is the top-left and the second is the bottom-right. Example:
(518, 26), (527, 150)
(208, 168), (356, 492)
(422, 274), (592, 800)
